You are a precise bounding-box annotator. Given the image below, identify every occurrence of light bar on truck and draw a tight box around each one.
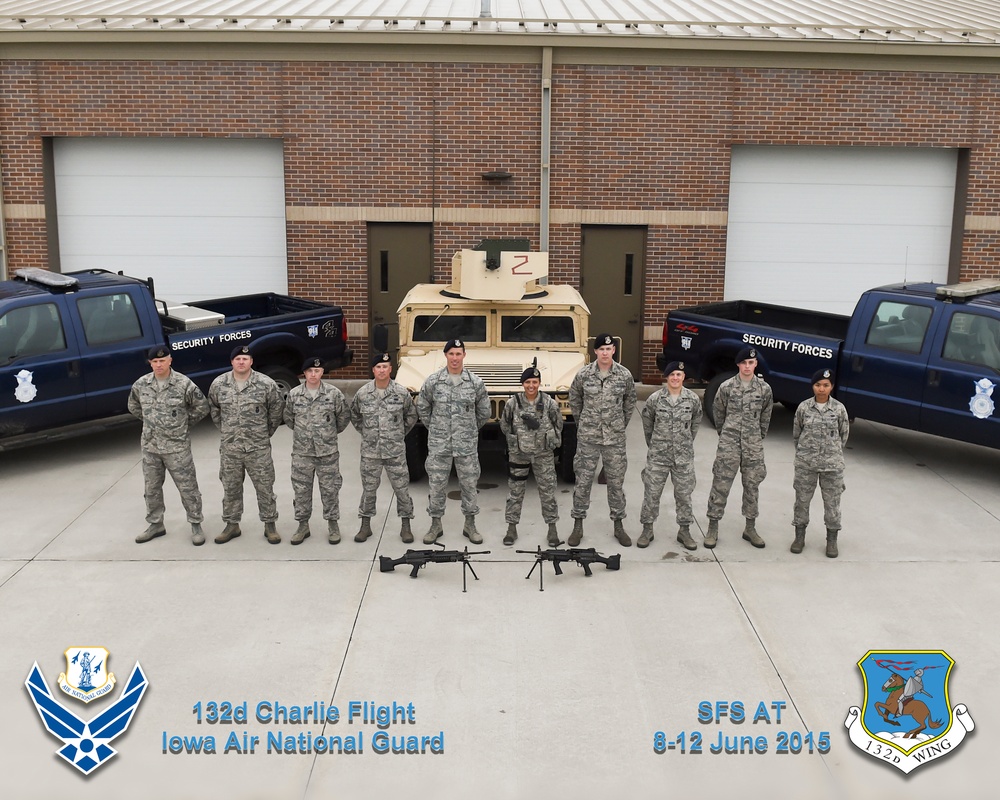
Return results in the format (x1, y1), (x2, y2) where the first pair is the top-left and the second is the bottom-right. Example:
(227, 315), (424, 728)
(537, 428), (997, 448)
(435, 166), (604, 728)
(13, 268), (79, 290)
(936, 279), (1000, 300)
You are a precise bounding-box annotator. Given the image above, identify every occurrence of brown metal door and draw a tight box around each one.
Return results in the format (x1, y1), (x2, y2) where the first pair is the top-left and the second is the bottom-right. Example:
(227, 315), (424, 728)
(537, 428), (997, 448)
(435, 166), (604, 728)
(368, 223), (432, 357)
(579, 226), (646, 376)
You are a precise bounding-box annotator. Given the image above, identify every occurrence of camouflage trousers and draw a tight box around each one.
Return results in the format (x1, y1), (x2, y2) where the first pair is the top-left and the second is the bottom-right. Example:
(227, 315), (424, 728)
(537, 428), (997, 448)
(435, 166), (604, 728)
(359, 454), (414, 519)
(142, 447), (203, 525)
(426, 451), (480, 518)
(505, 449), (559, 525)
(220, 446), (277, 523)
(792, 464), (845, 530)
(292, 452), (343, 522)
(707, 447), (766, 520)
(639, 460), (695, 526)
(571, 441), (627, 520)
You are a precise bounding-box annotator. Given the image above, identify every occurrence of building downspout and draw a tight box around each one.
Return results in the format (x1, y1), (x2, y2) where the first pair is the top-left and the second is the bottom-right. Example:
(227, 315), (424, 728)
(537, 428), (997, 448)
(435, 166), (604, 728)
(540, 47), (552, 261)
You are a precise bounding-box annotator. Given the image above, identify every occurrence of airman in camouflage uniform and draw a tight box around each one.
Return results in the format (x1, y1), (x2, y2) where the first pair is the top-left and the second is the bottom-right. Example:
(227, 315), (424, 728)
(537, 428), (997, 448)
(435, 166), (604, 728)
(568, 333), (637, 547)
(284, 357), (351, 545)
(638, 360), (702, 550)
(499, 366), (563, 546)
(351, 352), (418, 544)
(129, 345), (210, 545)
(705, 347), (773, 549)
(208, 345), (285, 545)
(417, 339), (490, 545)
(791, 368), (850, 558)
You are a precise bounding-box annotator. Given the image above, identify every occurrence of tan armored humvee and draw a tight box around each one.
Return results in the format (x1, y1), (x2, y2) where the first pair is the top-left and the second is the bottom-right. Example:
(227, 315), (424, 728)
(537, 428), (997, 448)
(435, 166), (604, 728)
(390, 240), (590, 481)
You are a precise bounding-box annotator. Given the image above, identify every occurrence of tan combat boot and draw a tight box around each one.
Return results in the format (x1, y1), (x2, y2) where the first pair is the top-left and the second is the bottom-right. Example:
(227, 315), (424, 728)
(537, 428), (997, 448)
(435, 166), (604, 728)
(703, 519), (719, 549)
(328, 520), (341, 544)
(423, 518), (443, 544)
(503, 523), (517, 546)
(742, 518), (765, 549)
(826, 529), (839, 559)
(637, 523), (654, 548)
(613, 519), (632, 547)
(400, 518), (414, 543)
(135, 523), (166, 544)
(291, 521), (310, 545)
(264, 522), (281, 544)
(355, 517), (372, 543)
(568, 518), (584, 547)
(676, 525), (696, 551)
(214, 523), (241, 544)
(790, 526), (806, 554)
(546, 523), (560, 547)
(463, 516), (483, 545)
(190, 523), (205, 547)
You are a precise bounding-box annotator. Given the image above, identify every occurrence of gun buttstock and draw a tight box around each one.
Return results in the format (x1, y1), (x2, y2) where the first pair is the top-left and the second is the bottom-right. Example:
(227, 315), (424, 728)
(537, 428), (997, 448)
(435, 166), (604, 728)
(606, 554), (621, 571)
(378, 556), (397, 573)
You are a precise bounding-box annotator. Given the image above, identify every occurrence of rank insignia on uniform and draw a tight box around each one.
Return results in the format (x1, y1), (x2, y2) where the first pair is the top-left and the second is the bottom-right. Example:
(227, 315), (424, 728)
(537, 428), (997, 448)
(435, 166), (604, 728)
(25, 650), (149, 775)
(845, 650), (974, 774)
(968, 378), (996, 420)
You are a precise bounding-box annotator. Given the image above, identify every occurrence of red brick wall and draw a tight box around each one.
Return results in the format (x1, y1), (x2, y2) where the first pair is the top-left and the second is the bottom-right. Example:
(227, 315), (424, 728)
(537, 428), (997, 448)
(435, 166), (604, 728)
(3, 58), (1000, 382)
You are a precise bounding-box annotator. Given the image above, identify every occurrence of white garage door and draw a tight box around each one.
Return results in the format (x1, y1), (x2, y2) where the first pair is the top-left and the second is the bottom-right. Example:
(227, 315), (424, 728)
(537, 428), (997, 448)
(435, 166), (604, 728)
(53, 138), (288, 302)
(725, 146), (957, 315)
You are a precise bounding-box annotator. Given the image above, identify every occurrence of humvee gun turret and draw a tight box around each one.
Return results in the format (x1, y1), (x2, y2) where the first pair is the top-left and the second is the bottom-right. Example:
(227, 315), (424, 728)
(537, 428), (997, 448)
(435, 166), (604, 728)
(386, 239), (590, 482)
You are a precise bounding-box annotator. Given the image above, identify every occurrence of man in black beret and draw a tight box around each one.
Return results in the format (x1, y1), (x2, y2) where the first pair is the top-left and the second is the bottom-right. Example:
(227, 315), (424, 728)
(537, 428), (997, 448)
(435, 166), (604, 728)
(129, 344), (210, 545)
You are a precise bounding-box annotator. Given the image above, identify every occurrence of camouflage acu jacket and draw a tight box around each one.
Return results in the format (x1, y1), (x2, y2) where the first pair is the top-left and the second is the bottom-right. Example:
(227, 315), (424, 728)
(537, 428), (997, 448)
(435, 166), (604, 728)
(416, 368), (489, 457)
(350, 379), (418, 460)
(128, 369), (209, 455)
(569, 361), (636, 447)
(208, 370), (284, 452)
(284, 381), (351, 457)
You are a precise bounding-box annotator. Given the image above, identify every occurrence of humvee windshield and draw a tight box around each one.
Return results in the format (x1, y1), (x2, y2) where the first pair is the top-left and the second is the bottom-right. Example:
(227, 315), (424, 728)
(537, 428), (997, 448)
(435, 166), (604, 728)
(500, 315), (576, 343)
(413, 314), (487, 342)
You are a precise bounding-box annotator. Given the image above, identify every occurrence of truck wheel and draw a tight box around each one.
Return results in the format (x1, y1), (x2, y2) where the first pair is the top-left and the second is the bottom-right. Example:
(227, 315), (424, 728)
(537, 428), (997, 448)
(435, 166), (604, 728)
(558, 425), (577, 483)
(703, 371), (736, 429)
(405, 426), (428, 481)
(260, 366), (299, 400)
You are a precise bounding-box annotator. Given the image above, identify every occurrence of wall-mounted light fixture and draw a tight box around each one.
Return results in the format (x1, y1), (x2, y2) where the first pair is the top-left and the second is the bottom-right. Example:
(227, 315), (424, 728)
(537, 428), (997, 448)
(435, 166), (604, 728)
(481, 169), (513, 181)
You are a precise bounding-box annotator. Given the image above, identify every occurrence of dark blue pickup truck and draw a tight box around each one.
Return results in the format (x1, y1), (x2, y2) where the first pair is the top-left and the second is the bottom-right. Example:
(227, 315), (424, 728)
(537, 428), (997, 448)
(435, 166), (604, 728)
(658, 279), (1000, 449)
(0, 268), (352, 446)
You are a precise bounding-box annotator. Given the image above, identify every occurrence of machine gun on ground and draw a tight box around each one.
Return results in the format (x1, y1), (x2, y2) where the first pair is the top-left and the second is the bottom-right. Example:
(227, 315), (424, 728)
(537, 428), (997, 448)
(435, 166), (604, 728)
(515, 542), (621, 591)
(379, 542), (491, 592)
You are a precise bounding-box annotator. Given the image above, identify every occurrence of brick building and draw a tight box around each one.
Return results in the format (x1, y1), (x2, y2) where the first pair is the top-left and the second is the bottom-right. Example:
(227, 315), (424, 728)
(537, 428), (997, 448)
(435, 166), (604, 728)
(2, 1), (1000, 382)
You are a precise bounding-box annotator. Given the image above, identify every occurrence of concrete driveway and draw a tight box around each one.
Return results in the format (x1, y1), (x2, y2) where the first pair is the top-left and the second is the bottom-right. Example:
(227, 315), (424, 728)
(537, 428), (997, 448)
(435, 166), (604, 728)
(1, 383), (996, 799)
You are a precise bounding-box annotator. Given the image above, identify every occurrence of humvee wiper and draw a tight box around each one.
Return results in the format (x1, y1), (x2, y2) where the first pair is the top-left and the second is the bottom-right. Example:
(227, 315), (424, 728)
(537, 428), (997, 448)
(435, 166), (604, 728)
(513, 305), (544, 330)
(424, 304), (451, 332)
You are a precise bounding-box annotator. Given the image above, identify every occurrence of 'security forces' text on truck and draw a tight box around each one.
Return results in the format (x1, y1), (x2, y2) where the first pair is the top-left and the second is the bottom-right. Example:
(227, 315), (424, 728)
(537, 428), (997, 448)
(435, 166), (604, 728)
(381, 240), (591, 481)
(0, 268), (353, 448)
(657, 278), (1000, 450)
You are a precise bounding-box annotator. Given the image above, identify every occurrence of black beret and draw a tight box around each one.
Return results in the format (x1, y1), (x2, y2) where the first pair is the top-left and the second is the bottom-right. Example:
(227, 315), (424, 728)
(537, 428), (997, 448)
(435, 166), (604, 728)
(811, 368), (834, 384)
(520, 367), (541, 383)
(371, 352), (392, 369)
(230, 345), (252, 361)
(662, 360), (686, 376)
(593, 333), (615, 349)
(735, 346), (758, 364)
(147, 345), (171, 360)
(302, 357), (325, 372)
(443, 339), (465, 353)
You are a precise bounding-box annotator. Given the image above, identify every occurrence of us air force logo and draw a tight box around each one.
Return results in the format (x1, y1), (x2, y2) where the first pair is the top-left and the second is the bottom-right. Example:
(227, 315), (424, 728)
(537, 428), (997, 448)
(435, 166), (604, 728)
(969, 378), (996, 419)
(58, 647), (115, 702)
(680, 336), (692, 351)
(845, 650), (974, 774)
(25, 650), (148, 775)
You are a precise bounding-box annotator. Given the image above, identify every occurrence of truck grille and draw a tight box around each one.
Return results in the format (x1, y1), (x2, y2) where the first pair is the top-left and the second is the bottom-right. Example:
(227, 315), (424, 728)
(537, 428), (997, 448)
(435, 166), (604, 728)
(466, 363), (526, 387)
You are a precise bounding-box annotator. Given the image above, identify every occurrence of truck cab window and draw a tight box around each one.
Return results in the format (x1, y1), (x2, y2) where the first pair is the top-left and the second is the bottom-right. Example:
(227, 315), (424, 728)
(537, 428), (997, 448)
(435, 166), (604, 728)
(865, 300), (931, 354)
(78, 294), (143, 345)
(412, 315), (487, 343)
(500, 315), (576, 343)
(0, 303), (67, 362)
(943, 312), (1000, 371)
